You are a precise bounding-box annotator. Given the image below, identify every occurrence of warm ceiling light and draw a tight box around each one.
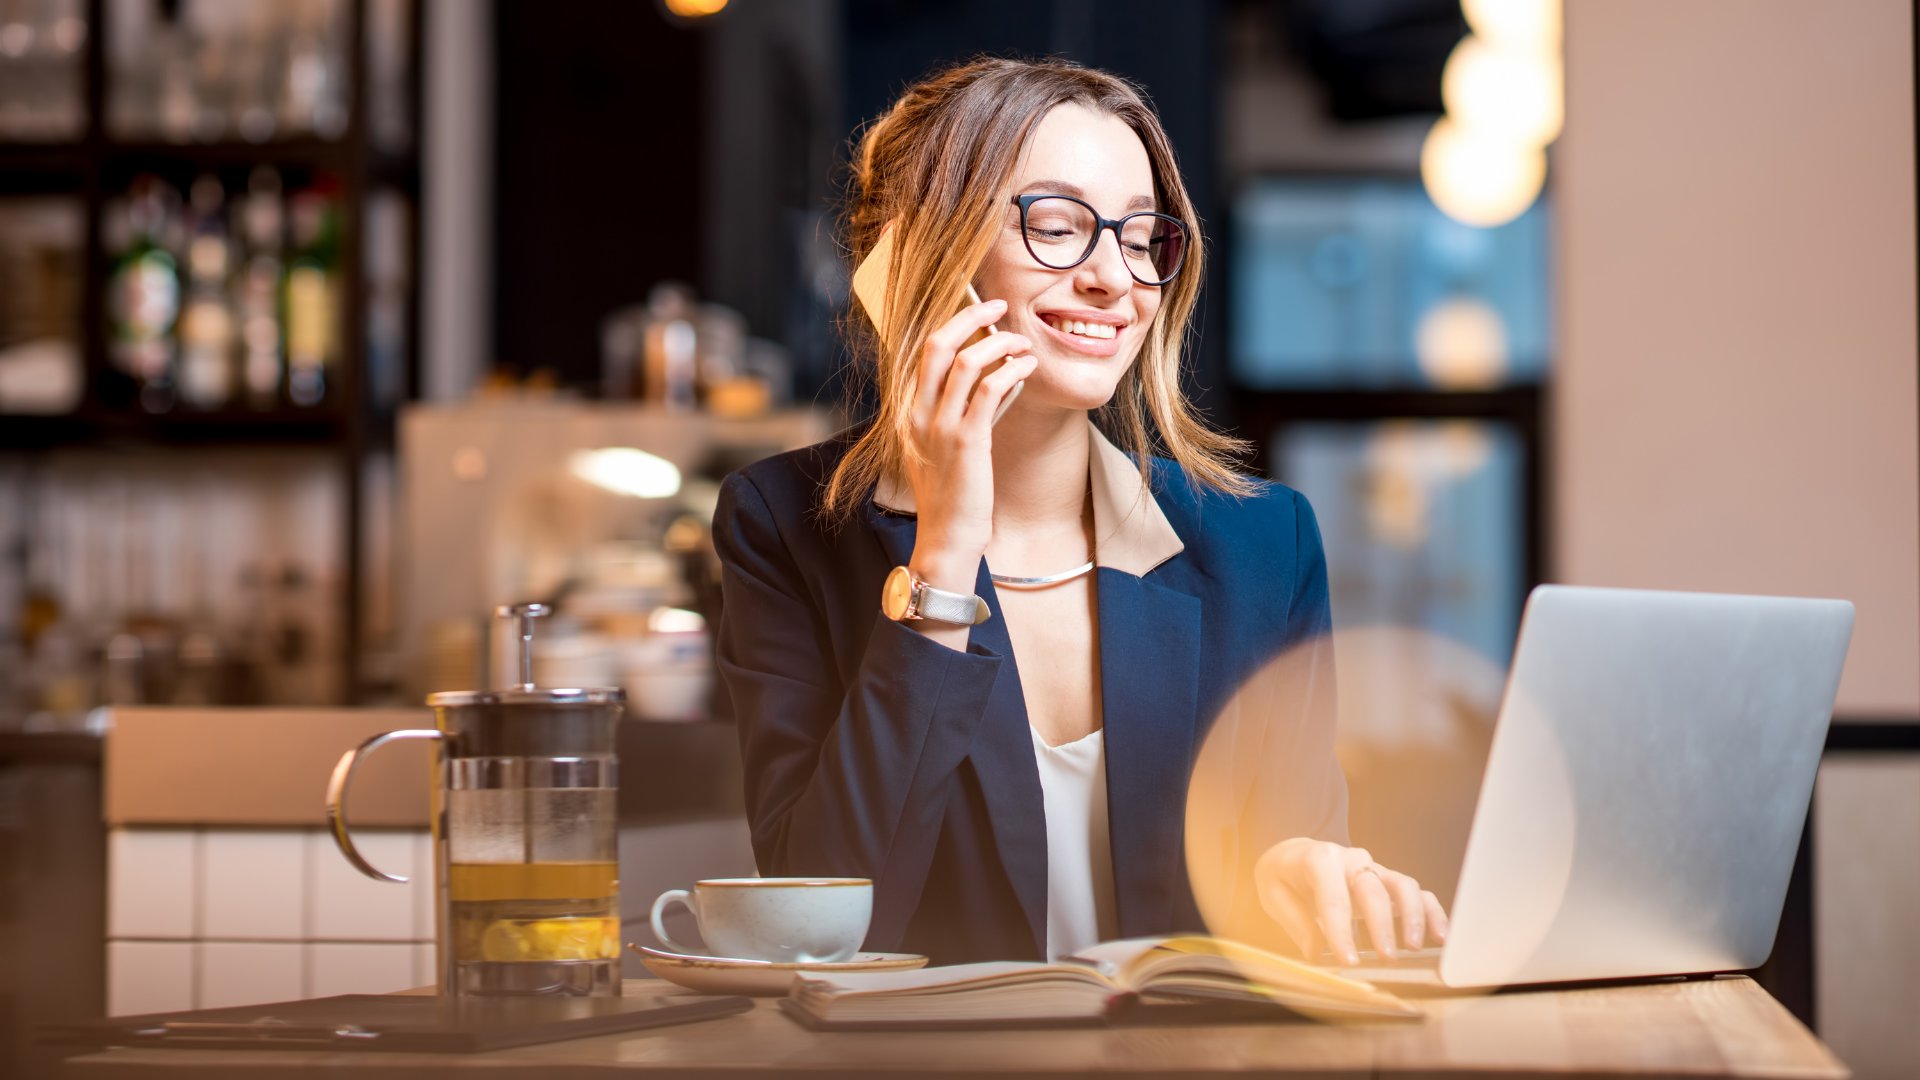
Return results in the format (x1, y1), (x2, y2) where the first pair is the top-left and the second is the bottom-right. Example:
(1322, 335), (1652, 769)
(1442, 35), (1564, 147)
(1462, 0), (1562, 54)
(569, 448), (682, 499)
(663, 0), (729, 16)
(1420, 117), (1547, 228)
(1415, 297), (1510, 389)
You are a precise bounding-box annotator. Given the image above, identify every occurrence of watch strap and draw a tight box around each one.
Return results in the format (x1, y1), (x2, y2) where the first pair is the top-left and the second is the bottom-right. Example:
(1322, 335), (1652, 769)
(914, 580), (990, 625)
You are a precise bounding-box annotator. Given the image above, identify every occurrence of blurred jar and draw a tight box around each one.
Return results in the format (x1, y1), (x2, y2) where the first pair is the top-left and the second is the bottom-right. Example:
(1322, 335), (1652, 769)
(530, 620), (618, 692)
(620, 606), (709, 723)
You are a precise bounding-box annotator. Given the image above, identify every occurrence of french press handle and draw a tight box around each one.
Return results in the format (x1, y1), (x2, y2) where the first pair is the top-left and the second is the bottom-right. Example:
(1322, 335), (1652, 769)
(325, 729), (447, 883)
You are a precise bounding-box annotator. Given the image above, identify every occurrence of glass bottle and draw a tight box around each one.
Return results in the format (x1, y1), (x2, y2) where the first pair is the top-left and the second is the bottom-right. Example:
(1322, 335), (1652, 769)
(284, 184), (339, 408)
(107, 177), (183, 413)
(178, 174), (237, 410)
(237, 166), (286, 408)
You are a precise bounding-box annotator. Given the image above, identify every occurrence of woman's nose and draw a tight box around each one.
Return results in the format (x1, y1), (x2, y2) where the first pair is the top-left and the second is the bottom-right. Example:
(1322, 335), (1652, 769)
(1074, 227), (1135, 294)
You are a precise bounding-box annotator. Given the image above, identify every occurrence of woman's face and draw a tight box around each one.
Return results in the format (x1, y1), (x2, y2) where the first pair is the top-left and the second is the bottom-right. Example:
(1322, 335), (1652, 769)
(972, 102), (1166, 414)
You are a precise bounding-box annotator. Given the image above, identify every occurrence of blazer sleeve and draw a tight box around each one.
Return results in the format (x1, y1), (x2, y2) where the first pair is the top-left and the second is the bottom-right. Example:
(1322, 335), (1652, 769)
(1284, 487), (1349, 846)
(1182, 486), (1348, 952)
(711, 470), (1006, 947)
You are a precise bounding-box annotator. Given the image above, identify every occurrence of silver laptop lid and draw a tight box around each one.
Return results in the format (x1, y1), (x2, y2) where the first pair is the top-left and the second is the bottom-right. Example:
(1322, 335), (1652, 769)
(1439, 585), (1853, 988)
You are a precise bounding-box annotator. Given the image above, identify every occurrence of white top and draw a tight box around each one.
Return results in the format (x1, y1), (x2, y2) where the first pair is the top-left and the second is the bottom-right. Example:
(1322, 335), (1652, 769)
(1030, 725), (1118, 959)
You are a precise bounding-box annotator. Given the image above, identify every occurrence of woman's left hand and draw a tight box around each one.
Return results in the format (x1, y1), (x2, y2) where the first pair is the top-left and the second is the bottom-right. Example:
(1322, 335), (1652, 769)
(1254, 838), (1450, 966)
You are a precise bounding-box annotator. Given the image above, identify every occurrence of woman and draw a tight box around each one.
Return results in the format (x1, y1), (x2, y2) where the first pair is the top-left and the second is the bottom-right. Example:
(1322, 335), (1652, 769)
(712, 57), (1447, 965)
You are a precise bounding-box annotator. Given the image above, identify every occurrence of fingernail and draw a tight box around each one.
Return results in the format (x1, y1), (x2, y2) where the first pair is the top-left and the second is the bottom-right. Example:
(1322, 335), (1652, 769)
(1343, 950), (1360, 966)
(989, 298), (1007, 310)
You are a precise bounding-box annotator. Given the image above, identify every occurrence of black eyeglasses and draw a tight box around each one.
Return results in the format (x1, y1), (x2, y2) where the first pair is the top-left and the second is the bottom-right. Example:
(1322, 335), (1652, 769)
(1011, 193), (1190, 286)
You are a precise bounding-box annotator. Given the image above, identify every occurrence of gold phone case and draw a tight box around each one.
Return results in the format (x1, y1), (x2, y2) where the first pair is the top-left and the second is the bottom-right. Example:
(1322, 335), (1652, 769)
(851, 224), (1022, 425)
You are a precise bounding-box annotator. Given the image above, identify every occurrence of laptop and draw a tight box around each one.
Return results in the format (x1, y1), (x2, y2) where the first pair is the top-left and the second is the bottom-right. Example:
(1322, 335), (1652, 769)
(1340, 584), (1853, 990)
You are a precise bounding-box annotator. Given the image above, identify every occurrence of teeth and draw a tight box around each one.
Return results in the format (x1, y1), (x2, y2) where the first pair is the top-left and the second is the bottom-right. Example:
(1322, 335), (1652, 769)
(1046, 316), (1117, 340)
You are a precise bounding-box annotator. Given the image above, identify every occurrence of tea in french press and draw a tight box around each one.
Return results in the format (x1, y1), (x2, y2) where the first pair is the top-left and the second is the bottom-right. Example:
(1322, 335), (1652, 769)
(327, 603), (626, 997)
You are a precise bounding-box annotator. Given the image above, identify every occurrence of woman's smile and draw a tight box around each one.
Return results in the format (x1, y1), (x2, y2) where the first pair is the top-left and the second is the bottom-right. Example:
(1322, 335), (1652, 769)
(1034, 310), (1128, 358)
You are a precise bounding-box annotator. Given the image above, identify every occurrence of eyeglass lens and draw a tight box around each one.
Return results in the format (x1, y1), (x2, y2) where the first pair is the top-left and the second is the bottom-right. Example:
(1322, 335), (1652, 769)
(1022, 196), (1186, 284)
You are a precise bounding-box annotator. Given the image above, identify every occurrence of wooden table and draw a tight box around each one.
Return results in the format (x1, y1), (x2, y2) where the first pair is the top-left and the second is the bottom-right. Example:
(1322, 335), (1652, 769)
(61, 975), (1847, 1079)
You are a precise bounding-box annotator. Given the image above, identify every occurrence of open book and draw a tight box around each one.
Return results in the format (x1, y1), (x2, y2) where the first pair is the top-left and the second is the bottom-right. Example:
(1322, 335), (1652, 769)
(785, 936), (1421, 1029)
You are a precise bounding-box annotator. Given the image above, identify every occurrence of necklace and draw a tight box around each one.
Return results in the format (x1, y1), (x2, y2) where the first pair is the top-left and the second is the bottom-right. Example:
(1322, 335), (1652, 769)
(989, 488), (1095, 588)
(990, 559), (1095, 587)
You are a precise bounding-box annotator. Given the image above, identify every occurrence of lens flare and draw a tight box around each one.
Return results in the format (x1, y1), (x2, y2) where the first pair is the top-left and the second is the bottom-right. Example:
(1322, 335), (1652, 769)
(1185, 624), (1572, 990)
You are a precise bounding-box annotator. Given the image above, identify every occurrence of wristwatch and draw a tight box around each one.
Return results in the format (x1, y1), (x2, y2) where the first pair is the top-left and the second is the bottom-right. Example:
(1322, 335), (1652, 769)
(881, 565), (990, 625)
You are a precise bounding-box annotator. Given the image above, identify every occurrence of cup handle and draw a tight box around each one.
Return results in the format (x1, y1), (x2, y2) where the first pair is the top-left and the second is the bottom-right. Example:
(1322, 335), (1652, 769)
(650, 889), (699, 954)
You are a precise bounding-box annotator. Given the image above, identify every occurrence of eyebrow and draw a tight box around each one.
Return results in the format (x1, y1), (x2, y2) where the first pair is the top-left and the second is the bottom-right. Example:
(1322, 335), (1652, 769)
(1018, 179), (1156, 213)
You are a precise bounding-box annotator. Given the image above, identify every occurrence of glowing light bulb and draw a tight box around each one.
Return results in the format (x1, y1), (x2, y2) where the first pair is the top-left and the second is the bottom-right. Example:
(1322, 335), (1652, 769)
(663, 0), (728, 16)
(1462, 0), (1562, 54)
(1415, 297), (1510, 389)
(1420, 117), (1547, 228)
(1443, 35), (1564, 146)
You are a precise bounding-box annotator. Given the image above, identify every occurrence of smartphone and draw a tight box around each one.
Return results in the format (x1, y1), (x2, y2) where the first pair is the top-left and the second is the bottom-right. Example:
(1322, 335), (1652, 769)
(851, 223), (1024, 425)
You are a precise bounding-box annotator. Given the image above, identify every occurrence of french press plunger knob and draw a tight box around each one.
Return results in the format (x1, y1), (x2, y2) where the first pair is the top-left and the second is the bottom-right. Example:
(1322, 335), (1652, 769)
(497, 602), (549, 690)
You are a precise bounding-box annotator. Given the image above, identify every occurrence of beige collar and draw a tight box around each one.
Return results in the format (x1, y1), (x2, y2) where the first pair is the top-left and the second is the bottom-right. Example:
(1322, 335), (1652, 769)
(871, 420), (1185, 578)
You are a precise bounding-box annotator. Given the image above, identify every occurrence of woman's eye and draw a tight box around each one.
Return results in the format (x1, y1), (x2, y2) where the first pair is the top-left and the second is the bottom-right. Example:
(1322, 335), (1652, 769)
(1027, 226), (1076, 241)
(1123, 242), (1152, 258)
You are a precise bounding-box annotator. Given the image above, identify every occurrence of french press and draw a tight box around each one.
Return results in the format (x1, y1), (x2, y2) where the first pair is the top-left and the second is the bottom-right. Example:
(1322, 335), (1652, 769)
(327, 604), (626, 997)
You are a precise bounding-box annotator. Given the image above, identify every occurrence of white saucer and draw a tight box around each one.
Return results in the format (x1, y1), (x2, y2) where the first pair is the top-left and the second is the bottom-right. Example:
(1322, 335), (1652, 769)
(630, 944), (929, 996)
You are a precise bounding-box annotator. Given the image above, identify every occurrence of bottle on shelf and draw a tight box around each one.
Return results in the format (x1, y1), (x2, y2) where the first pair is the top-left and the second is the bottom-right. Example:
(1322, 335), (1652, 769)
(177, 174), (239, 410)
(107, 176), (184, 413)
(284, 182), (340, 408)
(236, 166), (287, 408)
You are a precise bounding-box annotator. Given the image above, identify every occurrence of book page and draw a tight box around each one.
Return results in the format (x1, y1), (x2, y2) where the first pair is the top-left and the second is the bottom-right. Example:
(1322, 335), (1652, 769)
(795, 960), (1115, 998)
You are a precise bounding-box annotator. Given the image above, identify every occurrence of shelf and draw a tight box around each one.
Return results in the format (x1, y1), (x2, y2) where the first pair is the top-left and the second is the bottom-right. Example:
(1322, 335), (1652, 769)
(0, 407), (351, 451)
(96, 139), (360, 186)
(0, 143), (88, 194)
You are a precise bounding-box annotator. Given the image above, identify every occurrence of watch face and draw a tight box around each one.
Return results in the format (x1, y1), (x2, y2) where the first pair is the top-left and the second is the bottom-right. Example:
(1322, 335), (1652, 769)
(882, 566), (916, 620)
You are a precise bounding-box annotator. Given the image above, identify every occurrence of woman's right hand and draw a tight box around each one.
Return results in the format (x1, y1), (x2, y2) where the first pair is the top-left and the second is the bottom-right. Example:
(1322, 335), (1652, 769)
(902, 298), (1036, 594)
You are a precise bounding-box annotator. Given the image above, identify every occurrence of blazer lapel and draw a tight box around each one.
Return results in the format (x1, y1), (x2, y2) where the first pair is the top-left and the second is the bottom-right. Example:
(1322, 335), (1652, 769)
(1097, 566), (1202, 938)
(960, 578), (1049, 956)
(861, 498), (1049, 958)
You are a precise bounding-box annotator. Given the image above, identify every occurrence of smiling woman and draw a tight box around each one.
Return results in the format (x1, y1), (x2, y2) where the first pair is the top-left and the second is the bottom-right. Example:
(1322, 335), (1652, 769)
(709, 57), (1447, 966)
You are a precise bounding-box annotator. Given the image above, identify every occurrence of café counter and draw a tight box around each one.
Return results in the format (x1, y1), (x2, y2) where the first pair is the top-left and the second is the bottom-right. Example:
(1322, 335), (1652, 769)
(92, 707), (754, 1017)
(60, 974), (1848, 1079)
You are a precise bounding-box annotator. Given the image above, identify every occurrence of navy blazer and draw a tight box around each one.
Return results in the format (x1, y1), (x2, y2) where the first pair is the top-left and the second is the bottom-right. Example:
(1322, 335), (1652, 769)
(711, 420), (1347, 964)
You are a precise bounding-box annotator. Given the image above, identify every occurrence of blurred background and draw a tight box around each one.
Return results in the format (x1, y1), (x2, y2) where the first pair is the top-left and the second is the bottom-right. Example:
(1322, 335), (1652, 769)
(0, 0), (1914, 1077)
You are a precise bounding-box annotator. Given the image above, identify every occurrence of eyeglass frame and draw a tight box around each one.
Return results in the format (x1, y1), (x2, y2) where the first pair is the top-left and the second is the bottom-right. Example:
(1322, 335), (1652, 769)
(1009, 193), (1190, 286)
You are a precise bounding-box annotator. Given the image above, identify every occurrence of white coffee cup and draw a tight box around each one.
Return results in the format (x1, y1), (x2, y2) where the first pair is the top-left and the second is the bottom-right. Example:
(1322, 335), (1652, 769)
(648, 877), (872, 963)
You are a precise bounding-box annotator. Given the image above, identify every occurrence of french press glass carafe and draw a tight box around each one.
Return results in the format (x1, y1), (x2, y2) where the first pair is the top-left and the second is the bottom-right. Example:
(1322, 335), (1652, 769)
(327, 604), (626, 997)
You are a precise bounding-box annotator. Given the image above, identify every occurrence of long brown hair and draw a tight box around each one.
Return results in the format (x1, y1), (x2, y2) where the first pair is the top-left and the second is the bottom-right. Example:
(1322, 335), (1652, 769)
(822, 56), (1255, 522)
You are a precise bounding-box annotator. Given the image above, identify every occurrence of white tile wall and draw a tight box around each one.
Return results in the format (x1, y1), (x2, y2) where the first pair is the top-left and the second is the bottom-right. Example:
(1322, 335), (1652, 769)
(413, 943), (437, 990)
(107, 941), (195, 1017)
(306, 828), (422, 941)
(108, 829), (200, 940)
(198, 942), (305, 1008)
(200, 829), (307, 940)
(106, 826), (435, 1013)
(307, 943), (419, 997)
(413, 830), (437, 940)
